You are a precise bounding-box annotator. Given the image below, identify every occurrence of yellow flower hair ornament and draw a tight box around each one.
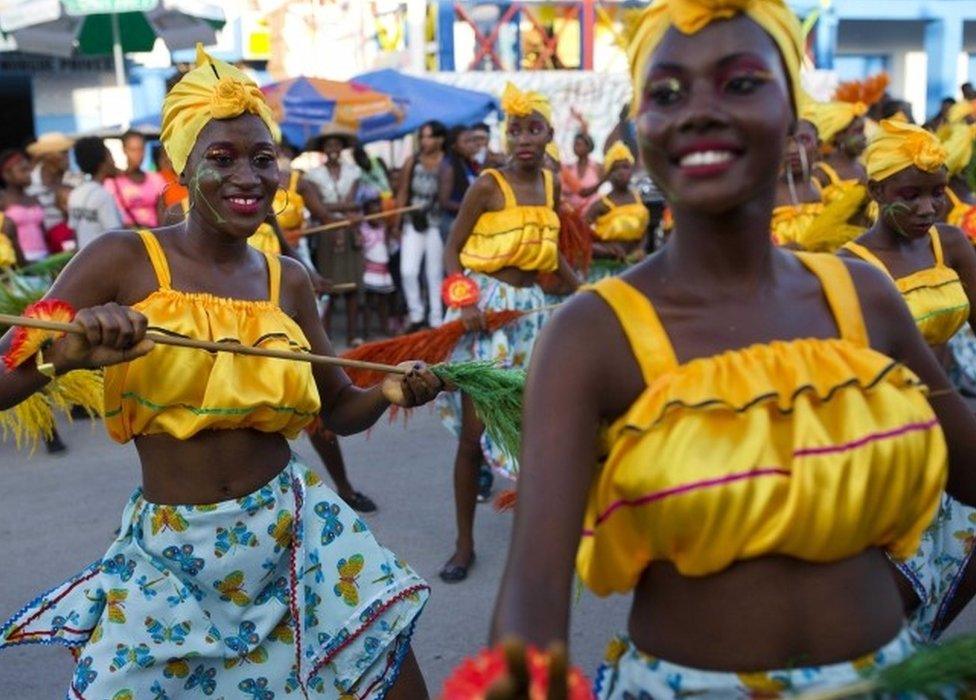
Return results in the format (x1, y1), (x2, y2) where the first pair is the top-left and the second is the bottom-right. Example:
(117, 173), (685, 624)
(938, 122), (976, 177)
(864, 119), (947, 182)
(500, 81), (552, 125)
(804, 100), (867, 144)
(161, 44), (280, 176)
(3, 300), (75, 372)
(604, 141), (636, 171)
(627, 0), (804, 117)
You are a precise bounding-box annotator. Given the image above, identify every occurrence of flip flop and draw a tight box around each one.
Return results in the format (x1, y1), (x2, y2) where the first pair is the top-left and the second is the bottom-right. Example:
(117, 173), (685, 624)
(438, 552), (476, 583)
(344, 491), (378, 513)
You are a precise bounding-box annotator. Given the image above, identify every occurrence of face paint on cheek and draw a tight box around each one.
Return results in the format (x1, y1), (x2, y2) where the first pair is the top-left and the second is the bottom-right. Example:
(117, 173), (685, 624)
(881, 200), (913, 238)
(188, 165), (228, 225)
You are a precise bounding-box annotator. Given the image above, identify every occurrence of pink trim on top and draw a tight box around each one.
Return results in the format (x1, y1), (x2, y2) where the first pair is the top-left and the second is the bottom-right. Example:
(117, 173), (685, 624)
(792, 419), (939, 458)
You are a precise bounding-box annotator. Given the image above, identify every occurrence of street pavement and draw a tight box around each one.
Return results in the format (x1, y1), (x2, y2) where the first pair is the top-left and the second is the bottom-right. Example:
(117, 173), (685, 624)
(0, 410), (973, 698)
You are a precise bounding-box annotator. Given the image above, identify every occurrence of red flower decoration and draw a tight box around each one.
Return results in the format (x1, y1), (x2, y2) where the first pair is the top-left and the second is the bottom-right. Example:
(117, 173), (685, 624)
(442, 644), (594, 700)
(3, 299), (75, 372)
(441, 273), (480, 309)
(961, 206), (976, 245)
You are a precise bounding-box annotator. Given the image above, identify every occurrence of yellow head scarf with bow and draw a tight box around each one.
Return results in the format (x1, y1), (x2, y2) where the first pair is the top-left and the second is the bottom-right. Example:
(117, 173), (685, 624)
(161, 44), (280, 176)
(500, 82), (553, 125)
(948, 100), (975, 125)
(804, 100), (867, 144)
(938, 122), (976, 177)
(628, 0), (804, 118)
(864, 119), (947, 182)
(605, 141), (636, 171)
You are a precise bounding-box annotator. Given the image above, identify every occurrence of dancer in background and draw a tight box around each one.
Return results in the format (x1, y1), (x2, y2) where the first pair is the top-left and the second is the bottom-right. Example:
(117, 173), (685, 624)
(561, 126), (604, 215)
(67, 137), (122, 250)
(439, 83), (578, 583)
(839, 118), (976, 641)
(0, 46), (438, 699)
(807, 99), (872, 234)
(584, 141), (649, 281)
(491, 2), (976, 696)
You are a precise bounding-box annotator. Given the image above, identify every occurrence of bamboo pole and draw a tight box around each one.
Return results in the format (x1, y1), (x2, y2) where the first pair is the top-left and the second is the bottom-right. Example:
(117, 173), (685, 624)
(0, 314), (408, 376)
(297, 205), (421, 238)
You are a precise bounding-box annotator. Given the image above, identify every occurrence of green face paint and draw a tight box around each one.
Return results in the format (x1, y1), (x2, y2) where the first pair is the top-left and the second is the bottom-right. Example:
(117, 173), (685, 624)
(881, 200), (913, 238)
(188, 164), (228, 225)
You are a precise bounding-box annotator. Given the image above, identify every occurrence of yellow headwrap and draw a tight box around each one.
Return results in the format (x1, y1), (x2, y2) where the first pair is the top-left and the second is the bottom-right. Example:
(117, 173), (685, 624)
(161, 44), (280, 176)
(864, 119), (947, 182)
(545, 142), (562, 163)
(500, 82), (552, 125)
(604, 141), (636, 171)
(628, 0), (804, 118)
(938, 122), (976, 177)
(804, 100), (867, 144)
(948, 100), (975, 125)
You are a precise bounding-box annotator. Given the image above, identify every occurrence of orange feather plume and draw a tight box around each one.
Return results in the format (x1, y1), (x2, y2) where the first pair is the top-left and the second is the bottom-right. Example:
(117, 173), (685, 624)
(3, 299), (75, 371)
(834, 72), (889, 107)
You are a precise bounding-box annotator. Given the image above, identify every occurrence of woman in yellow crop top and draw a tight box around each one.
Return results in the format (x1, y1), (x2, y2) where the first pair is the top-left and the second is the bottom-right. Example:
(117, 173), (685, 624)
(438, 82), (579, 584)
(0, 46), (441, 699)
(490, 3), (976, 698)
(771, 112), (825, 247)
(584, 142), (650, 281)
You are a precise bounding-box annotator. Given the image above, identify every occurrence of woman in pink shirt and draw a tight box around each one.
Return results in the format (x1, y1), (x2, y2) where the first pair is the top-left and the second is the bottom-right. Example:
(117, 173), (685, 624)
(107, 130), (165, 228)
(0, 149), (49, 262)
(560, 131), (605, 215)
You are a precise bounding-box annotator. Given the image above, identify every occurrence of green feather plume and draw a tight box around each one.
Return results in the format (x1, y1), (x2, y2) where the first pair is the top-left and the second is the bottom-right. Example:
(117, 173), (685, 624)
(431, 361), (525, 466)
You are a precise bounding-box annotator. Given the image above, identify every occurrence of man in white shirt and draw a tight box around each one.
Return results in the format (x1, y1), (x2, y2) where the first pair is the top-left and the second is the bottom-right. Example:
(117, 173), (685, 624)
(68, 137), (122, 249)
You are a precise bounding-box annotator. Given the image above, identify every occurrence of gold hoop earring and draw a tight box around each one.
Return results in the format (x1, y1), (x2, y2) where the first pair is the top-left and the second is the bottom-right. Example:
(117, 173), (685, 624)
(273, 190), (289, 217)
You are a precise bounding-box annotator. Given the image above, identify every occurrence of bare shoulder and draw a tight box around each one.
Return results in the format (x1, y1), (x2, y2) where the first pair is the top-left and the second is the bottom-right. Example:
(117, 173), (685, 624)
(935, 222), (972, 259)
(838, 255), (911, 354)
(279, 255), (312, 293)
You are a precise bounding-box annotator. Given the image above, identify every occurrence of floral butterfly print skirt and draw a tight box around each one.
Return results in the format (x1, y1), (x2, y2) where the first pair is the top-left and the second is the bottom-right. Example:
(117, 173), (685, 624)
(593, 627), (919, 699)
(437, 272), (550, 481)
(0, 455), (429, 699)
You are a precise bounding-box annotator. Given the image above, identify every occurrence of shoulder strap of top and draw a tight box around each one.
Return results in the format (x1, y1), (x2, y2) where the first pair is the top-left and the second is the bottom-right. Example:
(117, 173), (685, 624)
(137, 229), (171, 289)
(180, 198), (189, 215)
(841, 241), (894, 281)
(484, 169), (516, 209)
(946, 187), (962, 210)
(600, 195), (615, 211)
(928, 227), (945, 266)
(263, 251), (281, 305)
(543, 169), (554, 208)
(795, 252), (869, 346)
(584, 277), (678, 384)
(815, 162), (841, 185)
(288, 170), (300, 194)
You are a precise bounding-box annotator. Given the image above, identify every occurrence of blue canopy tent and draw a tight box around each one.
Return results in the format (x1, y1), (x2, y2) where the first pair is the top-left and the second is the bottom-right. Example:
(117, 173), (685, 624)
(351, 69), (498, 142)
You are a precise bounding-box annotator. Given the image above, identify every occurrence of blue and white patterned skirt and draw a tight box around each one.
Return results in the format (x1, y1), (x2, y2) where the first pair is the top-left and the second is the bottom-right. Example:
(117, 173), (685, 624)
(437, 271), (549, 480)
(0, 455), (429, 699)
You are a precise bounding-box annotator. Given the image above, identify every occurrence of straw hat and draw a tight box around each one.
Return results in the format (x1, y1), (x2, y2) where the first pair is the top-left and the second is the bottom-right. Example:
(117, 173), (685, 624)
(26, 132), (75, 157)
(305, 123), (358, 153)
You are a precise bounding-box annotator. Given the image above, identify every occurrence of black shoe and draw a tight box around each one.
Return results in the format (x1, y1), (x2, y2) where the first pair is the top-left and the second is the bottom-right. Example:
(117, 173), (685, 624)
(438, 552), (475, 583)
(45, 433), (67, 454)
(476, 464), (494, 503)
(343, 491), (378, 513)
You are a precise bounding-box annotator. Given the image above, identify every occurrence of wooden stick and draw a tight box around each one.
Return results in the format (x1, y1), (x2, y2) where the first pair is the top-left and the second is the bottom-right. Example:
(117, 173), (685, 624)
(0, 313), (408, 376)
(297, 205), (421, 237)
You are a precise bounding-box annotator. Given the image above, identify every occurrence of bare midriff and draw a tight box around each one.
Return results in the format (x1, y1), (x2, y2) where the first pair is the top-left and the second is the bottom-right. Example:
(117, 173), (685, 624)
(628, 549), (905, 670)
(136, 429), (293, 504)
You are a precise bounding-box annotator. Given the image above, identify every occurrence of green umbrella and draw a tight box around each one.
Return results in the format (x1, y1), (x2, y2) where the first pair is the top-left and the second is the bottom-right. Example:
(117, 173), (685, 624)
(0, 0), (225, 86)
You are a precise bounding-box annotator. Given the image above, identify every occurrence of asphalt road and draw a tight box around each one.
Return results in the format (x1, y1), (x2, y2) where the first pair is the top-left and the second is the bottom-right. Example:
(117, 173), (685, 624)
(0, 410), (972, 698)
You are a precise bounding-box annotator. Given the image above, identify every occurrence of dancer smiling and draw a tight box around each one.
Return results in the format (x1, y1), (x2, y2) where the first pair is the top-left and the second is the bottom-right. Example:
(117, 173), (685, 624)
(491, 1), (976, 696)
(0, 46), (439, 699)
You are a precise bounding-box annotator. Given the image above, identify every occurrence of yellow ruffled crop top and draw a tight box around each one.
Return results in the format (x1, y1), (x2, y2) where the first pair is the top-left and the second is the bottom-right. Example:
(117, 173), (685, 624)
(843, 228), (969, 347)
(460, 168), (559, 274)
(576, 253), (946, 596)
(592, 192), (650, 243)
(771, 202), (824, 247)
(816, 162), (867, 208)
(103, 230), (320, 442)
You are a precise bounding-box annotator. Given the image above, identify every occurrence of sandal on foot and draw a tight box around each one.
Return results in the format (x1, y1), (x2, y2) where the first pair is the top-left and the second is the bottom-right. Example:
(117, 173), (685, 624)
(438, 553), (475, 583)
(344, 491), (378, 513)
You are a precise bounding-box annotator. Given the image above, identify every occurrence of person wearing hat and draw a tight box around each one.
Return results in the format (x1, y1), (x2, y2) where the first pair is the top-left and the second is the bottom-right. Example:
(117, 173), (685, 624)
(26, 132), (77, 232)
(304, 127), (365, 347)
